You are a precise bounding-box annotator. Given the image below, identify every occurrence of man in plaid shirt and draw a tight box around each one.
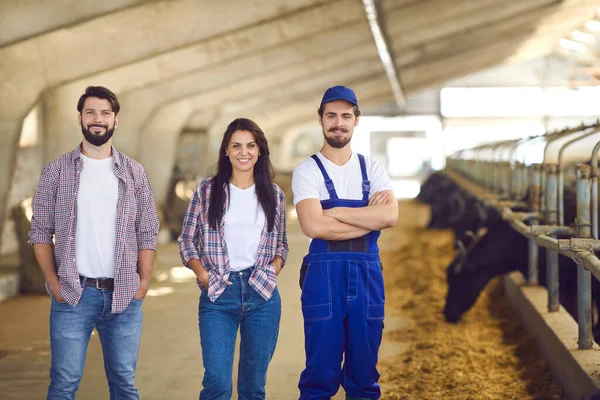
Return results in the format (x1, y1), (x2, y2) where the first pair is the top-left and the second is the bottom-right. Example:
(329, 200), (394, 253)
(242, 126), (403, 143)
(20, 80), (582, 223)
(28, 86), (159, 400)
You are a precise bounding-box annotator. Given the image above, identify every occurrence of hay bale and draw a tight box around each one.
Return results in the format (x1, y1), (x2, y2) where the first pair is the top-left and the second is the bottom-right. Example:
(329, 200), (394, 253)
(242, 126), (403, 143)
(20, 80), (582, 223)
(378, 207), (563, 400)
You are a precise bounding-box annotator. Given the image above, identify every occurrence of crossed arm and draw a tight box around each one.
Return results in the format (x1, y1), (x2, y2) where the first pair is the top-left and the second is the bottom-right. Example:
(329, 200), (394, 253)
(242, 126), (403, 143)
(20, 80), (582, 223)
(296, 190), (398, 240)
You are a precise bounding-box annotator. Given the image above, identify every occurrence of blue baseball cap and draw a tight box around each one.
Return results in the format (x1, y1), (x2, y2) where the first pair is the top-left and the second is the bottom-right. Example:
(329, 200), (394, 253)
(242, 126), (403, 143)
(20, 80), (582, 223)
(320, 85), (358, 108)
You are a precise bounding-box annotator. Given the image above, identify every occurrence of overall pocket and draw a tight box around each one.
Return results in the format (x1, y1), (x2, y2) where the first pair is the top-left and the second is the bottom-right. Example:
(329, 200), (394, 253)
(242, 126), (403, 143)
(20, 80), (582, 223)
(299, 262), (308, 289)
(300, 261), (332, 321)
(367, 262), (385, 320)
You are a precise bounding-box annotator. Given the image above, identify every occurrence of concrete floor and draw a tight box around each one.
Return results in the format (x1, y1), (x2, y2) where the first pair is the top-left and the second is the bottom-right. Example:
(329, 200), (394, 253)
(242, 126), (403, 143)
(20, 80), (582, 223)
(0, 220), (406, 400)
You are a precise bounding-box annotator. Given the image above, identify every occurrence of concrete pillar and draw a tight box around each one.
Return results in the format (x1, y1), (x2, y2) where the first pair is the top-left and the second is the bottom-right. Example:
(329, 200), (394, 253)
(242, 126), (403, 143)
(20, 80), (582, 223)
(1, 104), (45, 256)
(0, 120), (23, 250)
(137, 101), (194, 208)
(204, 115), (233, 178)
(41, 85), (87, 164)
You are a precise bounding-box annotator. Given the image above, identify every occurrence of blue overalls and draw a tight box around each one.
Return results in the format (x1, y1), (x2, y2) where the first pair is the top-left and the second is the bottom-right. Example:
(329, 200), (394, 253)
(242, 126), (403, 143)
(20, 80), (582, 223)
(298, 154), (385, 400)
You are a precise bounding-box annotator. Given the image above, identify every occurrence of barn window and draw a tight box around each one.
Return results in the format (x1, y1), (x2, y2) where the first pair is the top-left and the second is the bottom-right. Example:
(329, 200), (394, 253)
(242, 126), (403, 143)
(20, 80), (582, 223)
(441, 86), (600, 118)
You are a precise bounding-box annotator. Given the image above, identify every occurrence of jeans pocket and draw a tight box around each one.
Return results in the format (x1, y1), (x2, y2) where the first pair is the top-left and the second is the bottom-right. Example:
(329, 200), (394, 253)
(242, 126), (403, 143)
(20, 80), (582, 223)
(367, 262), (385, 320)
(131, 296), (143, 304)
(300, 261), (332, 321)
(51, 296), (71, 309)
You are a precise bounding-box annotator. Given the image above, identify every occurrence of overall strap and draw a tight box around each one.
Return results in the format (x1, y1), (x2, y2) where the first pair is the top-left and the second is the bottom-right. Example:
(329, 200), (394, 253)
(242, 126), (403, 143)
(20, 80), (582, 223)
(357, 154), (370, 202)
(311, 154), (338, 200)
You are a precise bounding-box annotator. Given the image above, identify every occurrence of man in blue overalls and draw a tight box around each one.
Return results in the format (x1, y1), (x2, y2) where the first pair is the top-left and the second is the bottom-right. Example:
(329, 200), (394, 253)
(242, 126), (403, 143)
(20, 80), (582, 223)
(292, 86), (399, 400)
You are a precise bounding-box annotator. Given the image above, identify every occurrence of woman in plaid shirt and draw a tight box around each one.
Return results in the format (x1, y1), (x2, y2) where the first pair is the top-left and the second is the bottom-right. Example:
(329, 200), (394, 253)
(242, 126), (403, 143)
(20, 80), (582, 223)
(178, 118), (288, 400)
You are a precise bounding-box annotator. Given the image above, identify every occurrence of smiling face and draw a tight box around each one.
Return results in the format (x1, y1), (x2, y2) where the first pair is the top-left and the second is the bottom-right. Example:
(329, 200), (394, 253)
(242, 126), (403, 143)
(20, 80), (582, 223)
(319, 100), (359, 149)
(226, 130), (259, 174)
(78, 97), (118, 147)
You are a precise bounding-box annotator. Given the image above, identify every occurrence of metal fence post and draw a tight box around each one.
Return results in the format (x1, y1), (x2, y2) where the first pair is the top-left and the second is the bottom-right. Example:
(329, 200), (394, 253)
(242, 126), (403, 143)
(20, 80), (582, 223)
(576, 165), (593, 349)
(485, 161), (492, 190)
(511, 162), (519, 200)
(590, 142), (600, 240)
(545, 164), (560, 312)
(492, 160), (499, 192)
(516, 161), (528, 201)
(527, 164), (541, 286)
(541, 164), (547, 220)
(502, 161), (511, 198)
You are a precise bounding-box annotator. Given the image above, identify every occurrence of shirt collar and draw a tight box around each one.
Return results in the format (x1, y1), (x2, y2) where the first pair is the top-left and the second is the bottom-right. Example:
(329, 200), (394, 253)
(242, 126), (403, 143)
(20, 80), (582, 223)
(71, 142), (123, 168)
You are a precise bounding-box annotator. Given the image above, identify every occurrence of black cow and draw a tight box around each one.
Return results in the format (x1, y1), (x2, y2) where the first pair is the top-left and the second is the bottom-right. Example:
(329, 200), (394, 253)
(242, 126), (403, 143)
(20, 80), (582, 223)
(418, 173), (505, 249)
(451, 198), (502, 249)
(441, 186), (600, 342)
(443, 221), (577, 319)
(443, 220), (526, 322)
(417, 172), (458, 205)
(586, 391), (600, 400)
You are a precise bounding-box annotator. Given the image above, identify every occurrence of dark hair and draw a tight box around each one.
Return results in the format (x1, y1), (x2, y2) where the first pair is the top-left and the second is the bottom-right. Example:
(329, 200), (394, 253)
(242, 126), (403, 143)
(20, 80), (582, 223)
(208, 118), (277, 232)
(317, 104), (361, 117)
(77, 86), (121, 115)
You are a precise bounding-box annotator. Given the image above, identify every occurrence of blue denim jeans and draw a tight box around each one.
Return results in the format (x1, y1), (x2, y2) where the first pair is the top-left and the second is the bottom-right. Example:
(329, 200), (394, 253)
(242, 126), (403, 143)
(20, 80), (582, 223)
(198, 268), (281, 400)
(47, 285), (143, 400)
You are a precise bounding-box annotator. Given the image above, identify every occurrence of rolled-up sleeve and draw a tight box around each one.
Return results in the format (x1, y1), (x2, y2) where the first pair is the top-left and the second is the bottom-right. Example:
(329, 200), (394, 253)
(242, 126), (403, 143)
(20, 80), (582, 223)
(275, 189), (289, 268)
(135, 170), (160, 251)
(177, 188), (202, 266)
(28, 165), (58, 245)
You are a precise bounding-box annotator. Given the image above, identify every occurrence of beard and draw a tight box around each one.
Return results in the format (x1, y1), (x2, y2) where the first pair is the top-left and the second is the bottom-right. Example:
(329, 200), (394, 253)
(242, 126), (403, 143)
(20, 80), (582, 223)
(81, 122), (115, 147)
(323, 126), (352, 149)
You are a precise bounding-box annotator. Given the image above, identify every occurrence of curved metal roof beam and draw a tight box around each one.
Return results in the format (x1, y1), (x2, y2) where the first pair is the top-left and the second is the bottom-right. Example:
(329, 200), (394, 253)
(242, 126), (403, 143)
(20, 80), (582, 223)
(362, 0), (406, 109)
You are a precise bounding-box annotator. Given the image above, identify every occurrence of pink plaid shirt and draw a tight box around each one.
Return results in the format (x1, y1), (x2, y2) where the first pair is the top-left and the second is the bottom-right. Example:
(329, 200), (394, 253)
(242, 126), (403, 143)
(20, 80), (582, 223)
(28, 143), (160, 313)
(177, 178), (288, 302)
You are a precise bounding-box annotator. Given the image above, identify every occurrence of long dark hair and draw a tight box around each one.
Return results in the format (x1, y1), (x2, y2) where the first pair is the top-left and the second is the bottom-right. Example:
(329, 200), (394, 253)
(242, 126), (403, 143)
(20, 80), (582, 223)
(208, 118), (276, 231)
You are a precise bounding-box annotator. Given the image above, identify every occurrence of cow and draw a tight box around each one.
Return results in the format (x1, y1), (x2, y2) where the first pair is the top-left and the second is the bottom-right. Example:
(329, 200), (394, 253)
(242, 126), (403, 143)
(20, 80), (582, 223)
(418, 173), (504, 249)
(586, 391), (600, 400)
(440, 185), (600, 342)
(417, 172), (457, 205)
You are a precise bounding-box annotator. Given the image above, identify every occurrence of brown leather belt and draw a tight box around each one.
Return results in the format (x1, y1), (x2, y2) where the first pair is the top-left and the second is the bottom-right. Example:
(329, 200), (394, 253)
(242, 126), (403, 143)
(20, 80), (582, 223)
(80, 276), (114, 289)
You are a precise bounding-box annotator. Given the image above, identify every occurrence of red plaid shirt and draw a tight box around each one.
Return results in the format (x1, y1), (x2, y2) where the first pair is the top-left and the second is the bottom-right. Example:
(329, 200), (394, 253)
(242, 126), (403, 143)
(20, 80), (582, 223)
(177, 178), (288, 302)
(28, 144), (160, 313)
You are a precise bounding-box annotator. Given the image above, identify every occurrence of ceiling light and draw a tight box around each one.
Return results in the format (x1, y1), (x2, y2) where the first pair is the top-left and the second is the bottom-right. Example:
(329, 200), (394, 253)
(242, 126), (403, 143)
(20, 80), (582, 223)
(571, 30), (595, 44)
(559, 38), (587, 53)
(585, 19), (600, 32)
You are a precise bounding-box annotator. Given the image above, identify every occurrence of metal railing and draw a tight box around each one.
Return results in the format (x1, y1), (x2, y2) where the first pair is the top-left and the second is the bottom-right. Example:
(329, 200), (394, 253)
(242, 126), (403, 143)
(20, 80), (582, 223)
(446, 120), (600, 350)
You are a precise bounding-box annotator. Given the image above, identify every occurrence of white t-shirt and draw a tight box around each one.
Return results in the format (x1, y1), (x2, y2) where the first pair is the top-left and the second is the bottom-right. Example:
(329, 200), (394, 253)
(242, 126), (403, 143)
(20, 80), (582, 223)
(292, 152), (392, 205)
(224, 184), (266, 272)
(75, 154), (119, 278)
